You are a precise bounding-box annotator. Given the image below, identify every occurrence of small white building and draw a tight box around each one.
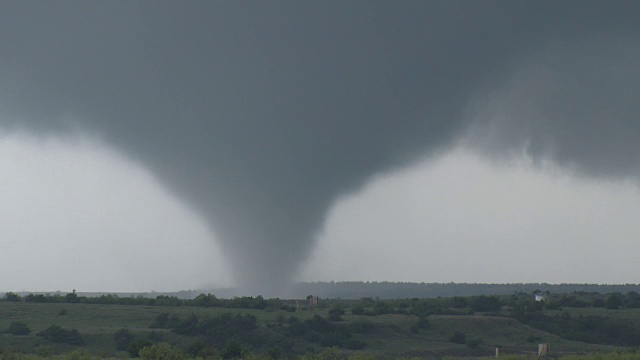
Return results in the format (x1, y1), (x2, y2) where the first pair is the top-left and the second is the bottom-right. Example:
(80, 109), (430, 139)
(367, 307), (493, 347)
(534, 293), (547, 302)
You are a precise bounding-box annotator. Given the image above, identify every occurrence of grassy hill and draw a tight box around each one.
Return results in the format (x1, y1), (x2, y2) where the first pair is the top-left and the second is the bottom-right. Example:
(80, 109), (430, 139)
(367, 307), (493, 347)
(0, 295), (631, 359)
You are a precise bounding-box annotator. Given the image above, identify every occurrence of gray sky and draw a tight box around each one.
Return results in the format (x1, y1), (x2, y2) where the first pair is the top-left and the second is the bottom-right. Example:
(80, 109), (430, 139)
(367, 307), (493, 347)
(1, 1), (639, 295)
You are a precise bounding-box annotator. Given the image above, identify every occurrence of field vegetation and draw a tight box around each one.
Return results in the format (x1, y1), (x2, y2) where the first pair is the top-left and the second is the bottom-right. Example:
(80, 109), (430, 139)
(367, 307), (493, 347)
(1, 289), (640, 359)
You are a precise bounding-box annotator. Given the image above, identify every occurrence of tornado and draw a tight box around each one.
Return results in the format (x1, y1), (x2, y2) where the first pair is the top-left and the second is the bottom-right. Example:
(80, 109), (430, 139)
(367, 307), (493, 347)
(1, 1), (639, 296)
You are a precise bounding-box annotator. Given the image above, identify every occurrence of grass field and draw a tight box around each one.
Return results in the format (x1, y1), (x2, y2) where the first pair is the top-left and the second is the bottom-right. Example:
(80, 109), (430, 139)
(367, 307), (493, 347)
(0, 299), (632, 359)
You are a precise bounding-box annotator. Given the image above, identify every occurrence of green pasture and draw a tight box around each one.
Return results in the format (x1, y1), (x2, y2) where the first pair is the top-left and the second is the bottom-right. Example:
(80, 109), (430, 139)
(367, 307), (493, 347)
(0, 301), (634, 359)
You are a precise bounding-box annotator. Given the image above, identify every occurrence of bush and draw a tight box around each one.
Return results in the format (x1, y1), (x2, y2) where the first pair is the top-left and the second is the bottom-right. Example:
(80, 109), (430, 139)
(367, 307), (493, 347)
(449, 331), (466, 344)
(139, 342), (186, 360)
(328, 307), (345, 322)
(148, 330), (164, 342)
(67, 349), (93, 360)
(466, 338), (483, 348)
(221, 341), (246, 360)
(527, 335), (542, 343)
(185, 340), (219, 359)
(351, 306), (365, 315)
(6, 322), (30, 335)
(417, 316), (430, 329)
(129, 338), (154, 358)
(373, 302), (392, 315)
(469, 296), (502, 312)
(349, 319), (374, 334)
(0, 348), (18, 360)
(37, 325), (85, 345)
(113, 328), (135, 351)
(150, 313), (171, 329)
(343, 339), (366, 350)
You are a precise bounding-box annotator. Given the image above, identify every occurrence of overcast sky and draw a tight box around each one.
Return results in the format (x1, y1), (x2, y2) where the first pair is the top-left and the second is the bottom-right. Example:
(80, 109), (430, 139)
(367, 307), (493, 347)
(1, 1), (640, 295)
(3, 133), (640, 292)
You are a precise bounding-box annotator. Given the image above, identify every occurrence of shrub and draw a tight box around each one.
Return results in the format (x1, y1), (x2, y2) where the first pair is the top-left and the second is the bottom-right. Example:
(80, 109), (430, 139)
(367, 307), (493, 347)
(139, 342), (186, 360)
(417, 316), (430, 329)
(527, 335), (542, 343)
(351, 306), (365, 315)
(37, 325), (85, 345)
(221, 341), (246, 360)
(343, 339), (367, 350)
(67, 349), (93, 360)
(373, 302), (392, 315)
(113, 329), (135, 351)
(185, 340), (219, 359)
(469, 295), (502, 312)
(349, 319), (374, 334)
(6, 321), (30, 335)
(328, 307), (345, 322)
(466, 338), (483, 348)
(148, 330), (163, 342)
(449, 331), (466, 344)
(150, 313), (170, 329)
(128, 338), (154, 358)
(0, 348), (18, 360)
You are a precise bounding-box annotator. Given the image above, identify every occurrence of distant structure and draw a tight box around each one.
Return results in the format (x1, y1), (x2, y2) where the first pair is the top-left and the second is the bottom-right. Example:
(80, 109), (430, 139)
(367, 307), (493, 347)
(534, 293), (547, 302)
(308, 295), (319, 307)
(538, 343), (550, 357)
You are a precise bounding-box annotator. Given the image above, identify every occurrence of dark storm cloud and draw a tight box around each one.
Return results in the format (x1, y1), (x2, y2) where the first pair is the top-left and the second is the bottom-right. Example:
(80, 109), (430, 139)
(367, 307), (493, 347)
(466, 38), (640, 180)
(1, 1), (638, 294)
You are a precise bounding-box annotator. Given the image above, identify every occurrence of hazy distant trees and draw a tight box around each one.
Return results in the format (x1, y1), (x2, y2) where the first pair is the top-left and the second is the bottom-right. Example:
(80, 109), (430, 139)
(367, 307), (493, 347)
(468, 295), (502, 312)
(66, 289), (80, 303)
(606, 293), (623, 309)
(191, 293), (221, 307)
(3, 292), (21, 302)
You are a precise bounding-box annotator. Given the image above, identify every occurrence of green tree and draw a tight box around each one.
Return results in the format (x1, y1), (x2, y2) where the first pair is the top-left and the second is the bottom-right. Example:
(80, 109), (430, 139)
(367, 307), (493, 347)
(606, 293), (622, 309)
(113, 328), (135, 351)
(373, 302), (391, 315)
(6, 321), (30, 335)
(66, 289), (80, 303)
(128, 338), (154, 358)
(3, 292), (21, 302)
(36, 325), (85, 345)
(221, 341), (246, 359)
(328, 307), (345, 321)
(350, 306), (364, 315)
